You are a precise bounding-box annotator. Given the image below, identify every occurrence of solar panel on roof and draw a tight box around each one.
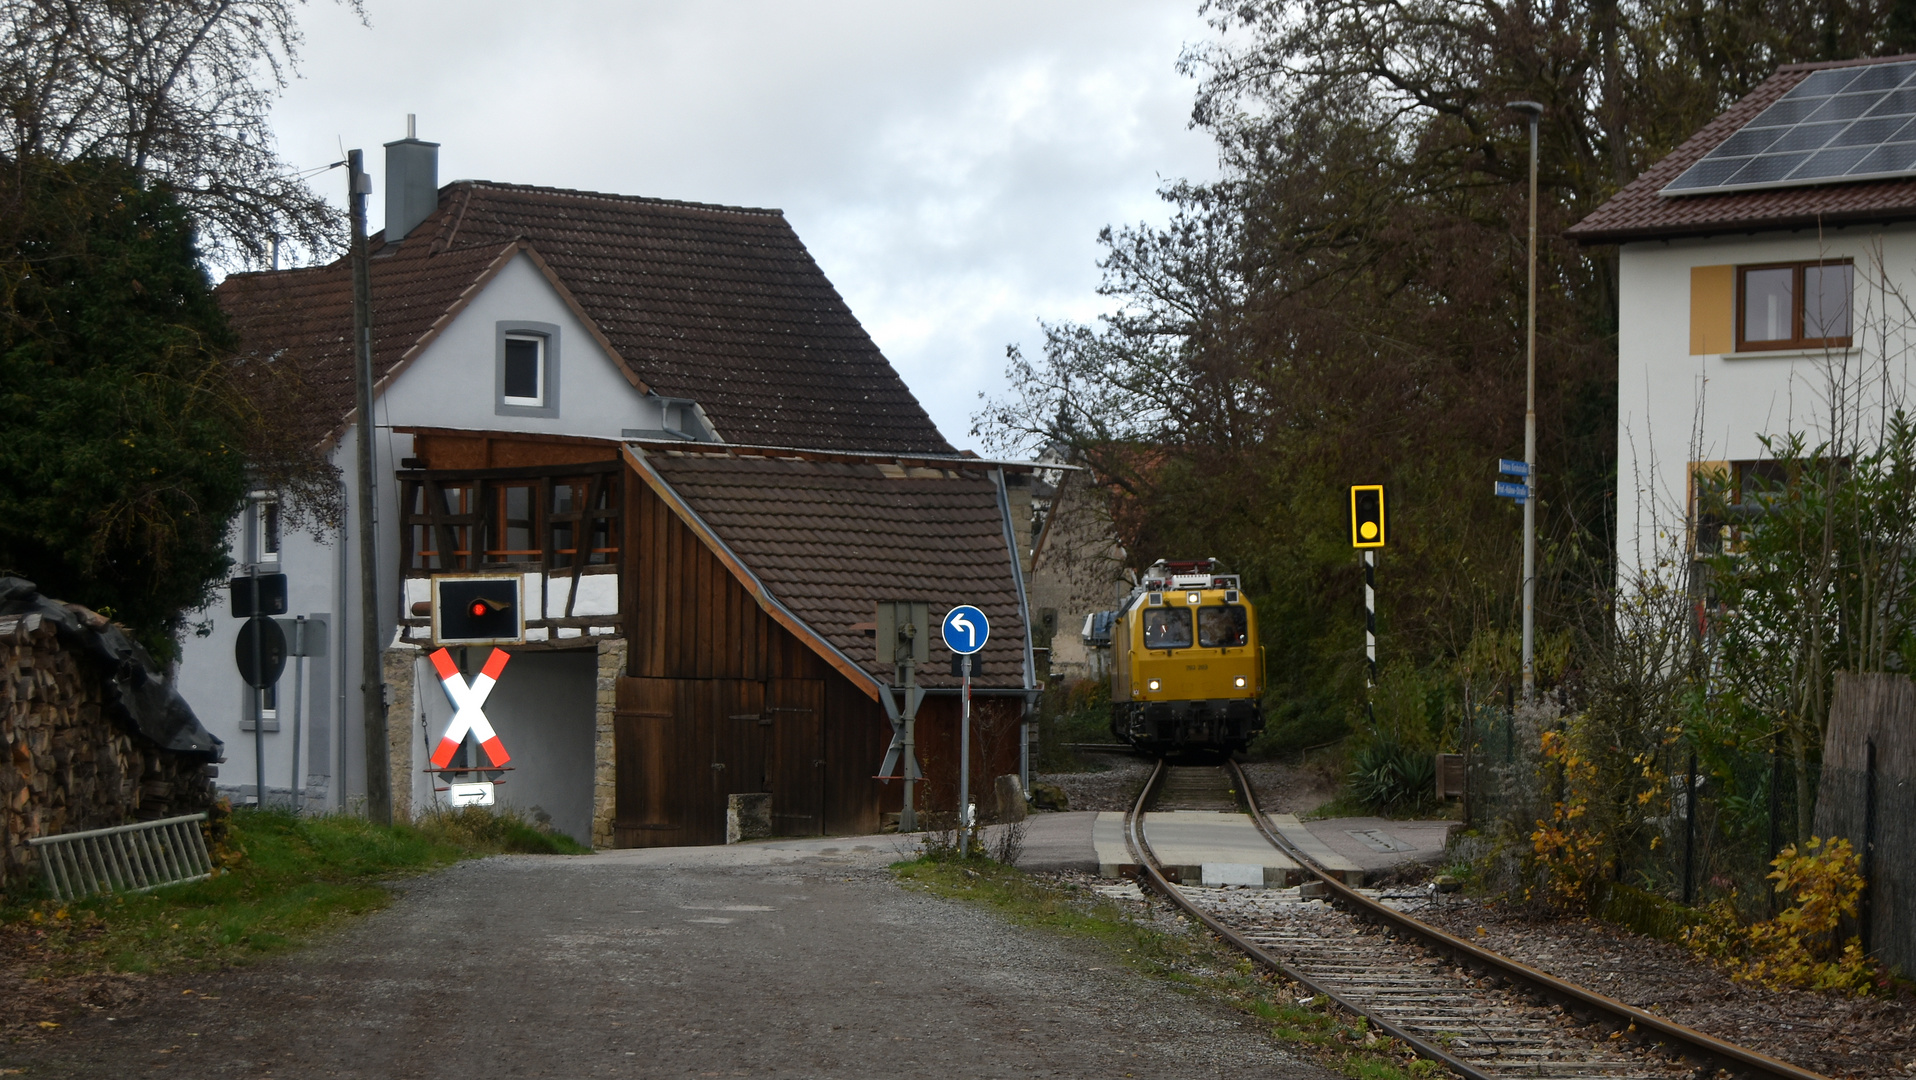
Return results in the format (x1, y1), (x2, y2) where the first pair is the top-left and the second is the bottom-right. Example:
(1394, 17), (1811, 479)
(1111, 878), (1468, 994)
(1661, 60), (1916, 196)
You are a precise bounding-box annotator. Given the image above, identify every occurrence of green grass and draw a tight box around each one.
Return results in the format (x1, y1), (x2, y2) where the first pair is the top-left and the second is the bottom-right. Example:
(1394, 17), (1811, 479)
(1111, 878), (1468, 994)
(892, 858), (1446, 1080)
(1, 805), (585, 977)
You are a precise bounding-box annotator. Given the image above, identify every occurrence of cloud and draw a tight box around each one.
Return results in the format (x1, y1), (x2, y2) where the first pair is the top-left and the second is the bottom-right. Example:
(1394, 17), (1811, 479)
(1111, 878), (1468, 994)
(271, 0), (1218, 448)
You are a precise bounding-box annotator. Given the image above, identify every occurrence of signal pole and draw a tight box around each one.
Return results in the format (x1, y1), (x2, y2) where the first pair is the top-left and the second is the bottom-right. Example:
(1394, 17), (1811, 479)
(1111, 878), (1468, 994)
(1509, 100), (1543, 703)
(1363, 549), (1377, 726)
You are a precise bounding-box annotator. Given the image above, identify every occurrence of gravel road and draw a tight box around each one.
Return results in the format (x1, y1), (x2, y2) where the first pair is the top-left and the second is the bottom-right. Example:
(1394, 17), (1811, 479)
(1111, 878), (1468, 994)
(2, 840), (1333, 1079)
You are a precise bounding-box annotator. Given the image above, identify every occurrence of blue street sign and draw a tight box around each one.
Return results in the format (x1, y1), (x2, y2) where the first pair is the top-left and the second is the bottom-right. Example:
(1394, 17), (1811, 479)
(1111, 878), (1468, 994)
(1498, 459), (1530, 477)
(941, 605), (990, 655)
(1494, 480), (1528, 500)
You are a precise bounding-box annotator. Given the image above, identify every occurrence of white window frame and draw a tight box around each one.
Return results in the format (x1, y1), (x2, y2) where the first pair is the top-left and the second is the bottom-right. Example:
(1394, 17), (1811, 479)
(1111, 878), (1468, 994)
(495, 321), (561, 418)
(247, 493), (280, 565)
(502, 334), (545, 407)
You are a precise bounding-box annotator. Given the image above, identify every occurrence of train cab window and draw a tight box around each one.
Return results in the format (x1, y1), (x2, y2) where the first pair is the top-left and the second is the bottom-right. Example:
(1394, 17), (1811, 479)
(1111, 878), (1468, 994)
(1198, 605), (1249, 648)
(1142, 607), (1192, 649)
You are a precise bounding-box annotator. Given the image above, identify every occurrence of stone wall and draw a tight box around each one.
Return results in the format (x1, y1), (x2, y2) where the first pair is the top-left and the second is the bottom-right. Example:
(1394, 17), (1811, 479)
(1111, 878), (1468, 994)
(593, 637), (624, 850)
(383, 641), (420, 823)
(1, 613), (216, 891)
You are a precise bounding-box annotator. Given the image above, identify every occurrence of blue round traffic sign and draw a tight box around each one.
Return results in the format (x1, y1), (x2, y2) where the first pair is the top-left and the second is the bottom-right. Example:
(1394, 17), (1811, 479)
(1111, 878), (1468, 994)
(941, 605), (990, 655)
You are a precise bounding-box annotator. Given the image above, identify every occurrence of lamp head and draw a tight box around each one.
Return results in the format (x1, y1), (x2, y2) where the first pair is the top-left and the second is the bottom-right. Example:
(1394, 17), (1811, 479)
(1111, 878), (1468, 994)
(1506, 100), (1544, 121)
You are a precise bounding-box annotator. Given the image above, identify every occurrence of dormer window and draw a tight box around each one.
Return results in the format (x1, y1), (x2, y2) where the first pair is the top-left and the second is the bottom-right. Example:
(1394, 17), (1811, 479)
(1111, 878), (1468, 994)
(495, 321), (560, 417)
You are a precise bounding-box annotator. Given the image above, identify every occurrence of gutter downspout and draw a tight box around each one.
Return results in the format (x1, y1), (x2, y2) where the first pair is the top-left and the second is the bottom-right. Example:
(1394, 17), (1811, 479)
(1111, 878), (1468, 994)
(992, 467), (1038, 794)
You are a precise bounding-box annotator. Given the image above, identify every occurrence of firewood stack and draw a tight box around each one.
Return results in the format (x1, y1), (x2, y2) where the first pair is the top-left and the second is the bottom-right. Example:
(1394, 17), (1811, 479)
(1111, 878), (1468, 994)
(1, 611), (216, 891)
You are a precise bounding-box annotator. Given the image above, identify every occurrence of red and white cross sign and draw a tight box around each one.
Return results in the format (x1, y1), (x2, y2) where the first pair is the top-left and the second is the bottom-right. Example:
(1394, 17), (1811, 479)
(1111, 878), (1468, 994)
(428, 647), (512, 769)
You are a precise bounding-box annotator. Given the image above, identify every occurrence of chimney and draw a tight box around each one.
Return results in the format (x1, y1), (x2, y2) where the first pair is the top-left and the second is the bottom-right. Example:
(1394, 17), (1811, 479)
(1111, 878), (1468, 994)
(382, 114), (439, 244)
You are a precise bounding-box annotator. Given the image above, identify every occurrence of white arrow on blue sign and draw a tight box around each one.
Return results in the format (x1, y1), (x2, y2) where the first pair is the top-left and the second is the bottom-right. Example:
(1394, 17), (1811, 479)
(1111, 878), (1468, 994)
(941, 605), (990, 655)
(1494, 480), (1528, 500)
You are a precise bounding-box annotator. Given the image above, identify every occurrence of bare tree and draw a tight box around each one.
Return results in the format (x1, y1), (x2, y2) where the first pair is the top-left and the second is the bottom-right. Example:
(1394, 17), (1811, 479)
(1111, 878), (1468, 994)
(0, 0), (363, 266)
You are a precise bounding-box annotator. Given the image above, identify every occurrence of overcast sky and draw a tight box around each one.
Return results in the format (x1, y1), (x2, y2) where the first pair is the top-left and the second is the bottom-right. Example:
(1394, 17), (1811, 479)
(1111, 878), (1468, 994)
(268, 1), (1221, 451)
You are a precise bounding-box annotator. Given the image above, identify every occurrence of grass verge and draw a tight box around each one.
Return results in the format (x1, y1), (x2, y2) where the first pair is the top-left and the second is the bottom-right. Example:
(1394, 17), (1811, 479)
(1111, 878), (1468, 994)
(2, 805), (585, 978)
(892, 857), (1448, 1080)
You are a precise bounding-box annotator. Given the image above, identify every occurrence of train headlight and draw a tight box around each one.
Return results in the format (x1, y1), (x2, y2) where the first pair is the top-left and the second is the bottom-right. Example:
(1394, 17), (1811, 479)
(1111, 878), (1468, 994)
(1235, 676), (1247, 688)
(1186, 591), (1201, 605)
(1147, 679), (1161, 691)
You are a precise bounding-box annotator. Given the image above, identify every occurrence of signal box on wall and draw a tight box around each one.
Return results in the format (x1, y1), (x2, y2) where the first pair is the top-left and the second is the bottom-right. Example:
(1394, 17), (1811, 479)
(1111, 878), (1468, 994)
(433, 575), (524, 646)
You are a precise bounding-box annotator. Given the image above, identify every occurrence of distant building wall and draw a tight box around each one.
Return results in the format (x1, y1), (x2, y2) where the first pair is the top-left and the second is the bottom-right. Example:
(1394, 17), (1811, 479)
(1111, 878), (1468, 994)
(1026, 468), (1129, 681)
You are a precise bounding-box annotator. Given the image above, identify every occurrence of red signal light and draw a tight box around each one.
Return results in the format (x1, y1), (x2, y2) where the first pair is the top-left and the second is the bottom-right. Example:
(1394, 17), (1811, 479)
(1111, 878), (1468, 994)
(471, 601), (487, 618)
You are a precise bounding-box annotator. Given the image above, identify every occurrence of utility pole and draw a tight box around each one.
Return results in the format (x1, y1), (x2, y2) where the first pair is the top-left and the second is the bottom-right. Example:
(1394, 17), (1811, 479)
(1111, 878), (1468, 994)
(349, 149), (391, 824)
(1509, 101), (1543, 703)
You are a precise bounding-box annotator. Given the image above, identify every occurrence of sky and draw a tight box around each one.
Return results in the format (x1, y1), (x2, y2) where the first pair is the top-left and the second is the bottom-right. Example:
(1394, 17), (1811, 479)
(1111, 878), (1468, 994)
(268, 1), (1222, 451)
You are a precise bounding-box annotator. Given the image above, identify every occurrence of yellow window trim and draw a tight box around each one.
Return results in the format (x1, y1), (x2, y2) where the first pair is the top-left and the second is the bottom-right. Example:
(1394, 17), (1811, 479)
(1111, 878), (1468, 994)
(1690, 265), (1734, 355)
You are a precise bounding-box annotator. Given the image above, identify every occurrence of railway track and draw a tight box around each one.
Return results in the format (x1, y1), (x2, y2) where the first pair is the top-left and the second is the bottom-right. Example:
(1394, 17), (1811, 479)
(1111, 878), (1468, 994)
(1122, 758), (1832, 1080)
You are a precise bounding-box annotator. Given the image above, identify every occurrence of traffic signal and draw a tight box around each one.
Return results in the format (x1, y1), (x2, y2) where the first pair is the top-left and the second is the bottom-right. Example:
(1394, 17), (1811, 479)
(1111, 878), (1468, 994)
(434, 575), (523, 645)
(873, 601), (930, 667)
(1350, 485), (1386, 548)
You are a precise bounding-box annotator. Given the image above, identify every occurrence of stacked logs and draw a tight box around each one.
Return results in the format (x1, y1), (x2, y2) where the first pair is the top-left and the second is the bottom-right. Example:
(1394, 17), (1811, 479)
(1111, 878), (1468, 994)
(1, 611), (215, 891)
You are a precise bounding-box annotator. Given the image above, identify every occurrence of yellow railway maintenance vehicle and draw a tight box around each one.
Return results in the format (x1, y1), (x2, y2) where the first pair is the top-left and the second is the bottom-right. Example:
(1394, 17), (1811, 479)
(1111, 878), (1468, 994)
(1097, 559), (1265, 759)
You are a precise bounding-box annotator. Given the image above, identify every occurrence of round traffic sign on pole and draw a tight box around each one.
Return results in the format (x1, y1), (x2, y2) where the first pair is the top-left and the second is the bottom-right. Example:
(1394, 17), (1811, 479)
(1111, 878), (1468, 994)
(941, 605), (990, 655)
(235, 615), (288, 689)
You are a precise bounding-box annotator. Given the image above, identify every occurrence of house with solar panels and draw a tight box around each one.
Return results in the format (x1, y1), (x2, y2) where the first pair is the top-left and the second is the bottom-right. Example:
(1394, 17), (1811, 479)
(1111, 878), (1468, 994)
(1569, 54), (1916, 578)
(177, 123), (1037, 845)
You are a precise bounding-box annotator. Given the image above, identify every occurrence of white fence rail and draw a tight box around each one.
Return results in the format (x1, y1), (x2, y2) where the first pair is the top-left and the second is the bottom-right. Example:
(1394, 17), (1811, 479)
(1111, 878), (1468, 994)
(27, 813), (213, 901)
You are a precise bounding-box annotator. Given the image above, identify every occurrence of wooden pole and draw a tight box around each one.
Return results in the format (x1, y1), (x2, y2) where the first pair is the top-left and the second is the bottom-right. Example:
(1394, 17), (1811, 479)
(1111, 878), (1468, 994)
(349, 149), (391, 825)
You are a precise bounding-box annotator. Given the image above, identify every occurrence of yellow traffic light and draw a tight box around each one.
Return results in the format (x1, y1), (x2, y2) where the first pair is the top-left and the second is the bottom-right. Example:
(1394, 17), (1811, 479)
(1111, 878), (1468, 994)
(1350, 485), (1386, 548)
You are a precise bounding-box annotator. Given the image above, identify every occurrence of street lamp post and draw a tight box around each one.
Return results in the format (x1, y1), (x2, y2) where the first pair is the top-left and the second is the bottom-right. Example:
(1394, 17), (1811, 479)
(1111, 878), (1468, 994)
(1508, 100), (1542, 704)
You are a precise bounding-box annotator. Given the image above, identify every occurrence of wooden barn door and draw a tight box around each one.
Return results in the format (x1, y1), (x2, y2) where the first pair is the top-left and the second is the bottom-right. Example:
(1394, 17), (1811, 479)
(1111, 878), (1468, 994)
(614, 677), (682, 847)
(767, 678), (825, 835)
(711, 680), (769, 799)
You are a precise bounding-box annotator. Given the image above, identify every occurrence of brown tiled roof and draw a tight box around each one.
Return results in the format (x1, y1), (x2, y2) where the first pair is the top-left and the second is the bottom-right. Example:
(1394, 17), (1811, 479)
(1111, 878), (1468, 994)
(629, 446), (1030, 692)
(1567, 54), (1916, 244)
(217, 182), (953, 454)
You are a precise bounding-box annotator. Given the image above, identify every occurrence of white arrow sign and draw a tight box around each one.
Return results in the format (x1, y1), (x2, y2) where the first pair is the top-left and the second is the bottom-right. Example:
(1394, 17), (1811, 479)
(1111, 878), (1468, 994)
(428, 647), (512, 769)
(941, 605), (989, 655)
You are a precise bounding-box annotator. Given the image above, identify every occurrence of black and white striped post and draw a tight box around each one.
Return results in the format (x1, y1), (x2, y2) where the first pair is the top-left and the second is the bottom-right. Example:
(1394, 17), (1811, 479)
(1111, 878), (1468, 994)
(1363, 550), (1377, 724)
(1350, 486), (1386, 725)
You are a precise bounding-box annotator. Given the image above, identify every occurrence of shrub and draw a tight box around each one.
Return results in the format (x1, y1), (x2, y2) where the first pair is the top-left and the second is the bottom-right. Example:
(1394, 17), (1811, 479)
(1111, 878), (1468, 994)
(1684, 836), (1882, 995)
(1347, 737), (1436, 814)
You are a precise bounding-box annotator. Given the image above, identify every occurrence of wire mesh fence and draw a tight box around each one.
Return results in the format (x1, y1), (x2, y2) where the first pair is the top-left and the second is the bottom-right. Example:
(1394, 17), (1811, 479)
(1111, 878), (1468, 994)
(1462, 698), (1811, 919)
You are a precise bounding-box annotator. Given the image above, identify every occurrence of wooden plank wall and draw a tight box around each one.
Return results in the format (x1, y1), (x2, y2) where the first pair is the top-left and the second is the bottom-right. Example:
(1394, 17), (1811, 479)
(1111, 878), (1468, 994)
(613, 472), (901, 846)
(611, 467), (1026, 847)
(1816, 673), (1915, 976)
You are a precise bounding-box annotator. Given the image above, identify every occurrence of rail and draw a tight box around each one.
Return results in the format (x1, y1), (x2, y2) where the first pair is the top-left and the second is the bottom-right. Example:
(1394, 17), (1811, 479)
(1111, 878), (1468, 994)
(1224, 758), (1829, 1080)
(1123, 759), (1495, 1078)
(1120, 757), (1833, 1080)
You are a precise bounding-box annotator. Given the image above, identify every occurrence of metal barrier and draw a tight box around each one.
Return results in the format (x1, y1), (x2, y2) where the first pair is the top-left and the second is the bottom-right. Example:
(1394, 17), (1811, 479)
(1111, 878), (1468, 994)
(27, 813), (213, 901)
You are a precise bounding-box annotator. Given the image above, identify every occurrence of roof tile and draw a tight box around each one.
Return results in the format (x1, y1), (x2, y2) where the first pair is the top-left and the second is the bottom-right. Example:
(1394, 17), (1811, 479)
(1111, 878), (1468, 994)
(217, 183), (952, 454)
(639, 451), (1029, 691)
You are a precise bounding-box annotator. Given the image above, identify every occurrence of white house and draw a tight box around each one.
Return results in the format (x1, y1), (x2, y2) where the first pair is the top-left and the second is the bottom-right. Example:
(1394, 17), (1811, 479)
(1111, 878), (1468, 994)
(173, 124), (1015, 844)
(1569, 54), (1916, 580)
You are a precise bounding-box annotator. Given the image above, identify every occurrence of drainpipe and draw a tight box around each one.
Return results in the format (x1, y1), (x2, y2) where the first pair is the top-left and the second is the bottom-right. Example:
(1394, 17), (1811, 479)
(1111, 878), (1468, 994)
(991, 468), (1037, 794)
